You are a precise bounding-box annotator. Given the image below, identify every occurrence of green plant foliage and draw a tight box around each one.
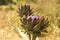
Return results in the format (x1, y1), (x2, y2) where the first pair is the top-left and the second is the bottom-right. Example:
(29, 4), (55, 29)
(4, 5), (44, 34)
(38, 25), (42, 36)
(0, 0), (8, 5)
(0, 0), (16, 5)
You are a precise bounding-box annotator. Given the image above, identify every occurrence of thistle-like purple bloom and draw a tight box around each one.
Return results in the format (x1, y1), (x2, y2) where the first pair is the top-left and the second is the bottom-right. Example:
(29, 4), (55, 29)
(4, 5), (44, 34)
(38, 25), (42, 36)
(27, 15), (39, 20)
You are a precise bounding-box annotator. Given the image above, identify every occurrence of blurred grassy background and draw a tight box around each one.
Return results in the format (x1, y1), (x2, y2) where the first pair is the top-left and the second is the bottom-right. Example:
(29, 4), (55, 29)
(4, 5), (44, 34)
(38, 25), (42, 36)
(0, 0), (60, 40)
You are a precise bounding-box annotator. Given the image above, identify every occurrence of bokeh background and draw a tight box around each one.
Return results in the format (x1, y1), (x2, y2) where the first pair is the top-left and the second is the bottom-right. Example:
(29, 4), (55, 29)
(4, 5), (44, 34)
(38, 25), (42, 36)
(0, 0), (60, 40)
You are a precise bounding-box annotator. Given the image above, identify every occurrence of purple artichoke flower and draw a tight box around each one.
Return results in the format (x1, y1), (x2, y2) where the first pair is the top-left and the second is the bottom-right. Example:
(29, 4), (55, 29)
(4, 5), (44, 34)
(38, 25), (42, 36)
(27, 14), (39, 20)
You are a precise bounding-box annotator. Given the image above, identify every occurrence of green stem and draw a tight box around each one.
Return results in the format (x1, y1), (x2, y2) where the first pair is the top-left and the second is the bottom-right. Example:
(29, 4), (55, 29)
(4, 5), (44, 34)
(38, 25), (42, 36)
(28, 32), (37, 40)
(31, 33), (36, 40)
(29, 33), (31, 40)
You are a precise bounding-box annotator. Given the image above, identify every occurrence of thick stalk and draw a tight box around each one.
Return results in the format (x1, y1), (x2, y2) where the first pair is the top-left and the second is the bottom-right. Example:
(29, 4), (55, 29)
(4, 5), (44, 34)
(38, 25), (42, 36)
(31, 33), (36, 40)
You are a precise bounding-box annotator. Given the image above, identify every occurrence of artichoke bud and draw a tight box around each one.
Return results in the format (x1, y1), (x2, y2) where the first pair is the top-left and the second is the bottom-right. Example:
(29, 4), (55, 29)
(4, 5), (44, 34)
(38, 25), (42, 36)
(18, 5), (32, 17)
(25, 15), (39, 31)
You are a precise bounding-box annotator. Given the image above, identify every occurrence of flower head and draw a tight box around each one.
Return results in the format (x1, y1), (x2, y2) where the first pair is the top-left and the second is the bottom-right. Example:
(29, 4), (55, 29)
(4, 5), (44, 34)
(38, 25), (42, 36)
(18, 5), (32, 17)
(27, 14), (39, 20)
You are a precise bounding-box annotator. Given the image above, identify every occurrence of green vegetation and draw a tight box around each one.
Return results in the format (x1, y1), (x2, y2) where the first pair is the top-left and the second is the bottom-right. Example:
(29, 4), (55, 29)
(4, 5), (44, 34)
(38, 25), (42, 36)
(0, 0), (16, 5)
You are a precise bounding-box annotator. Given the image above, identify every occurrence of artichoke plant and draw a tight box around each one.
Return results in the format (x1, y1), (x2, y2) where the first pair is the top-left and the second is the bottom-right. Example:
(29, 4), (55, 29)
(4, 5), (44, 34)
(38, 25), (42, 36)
(17, 4), (49, 40)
